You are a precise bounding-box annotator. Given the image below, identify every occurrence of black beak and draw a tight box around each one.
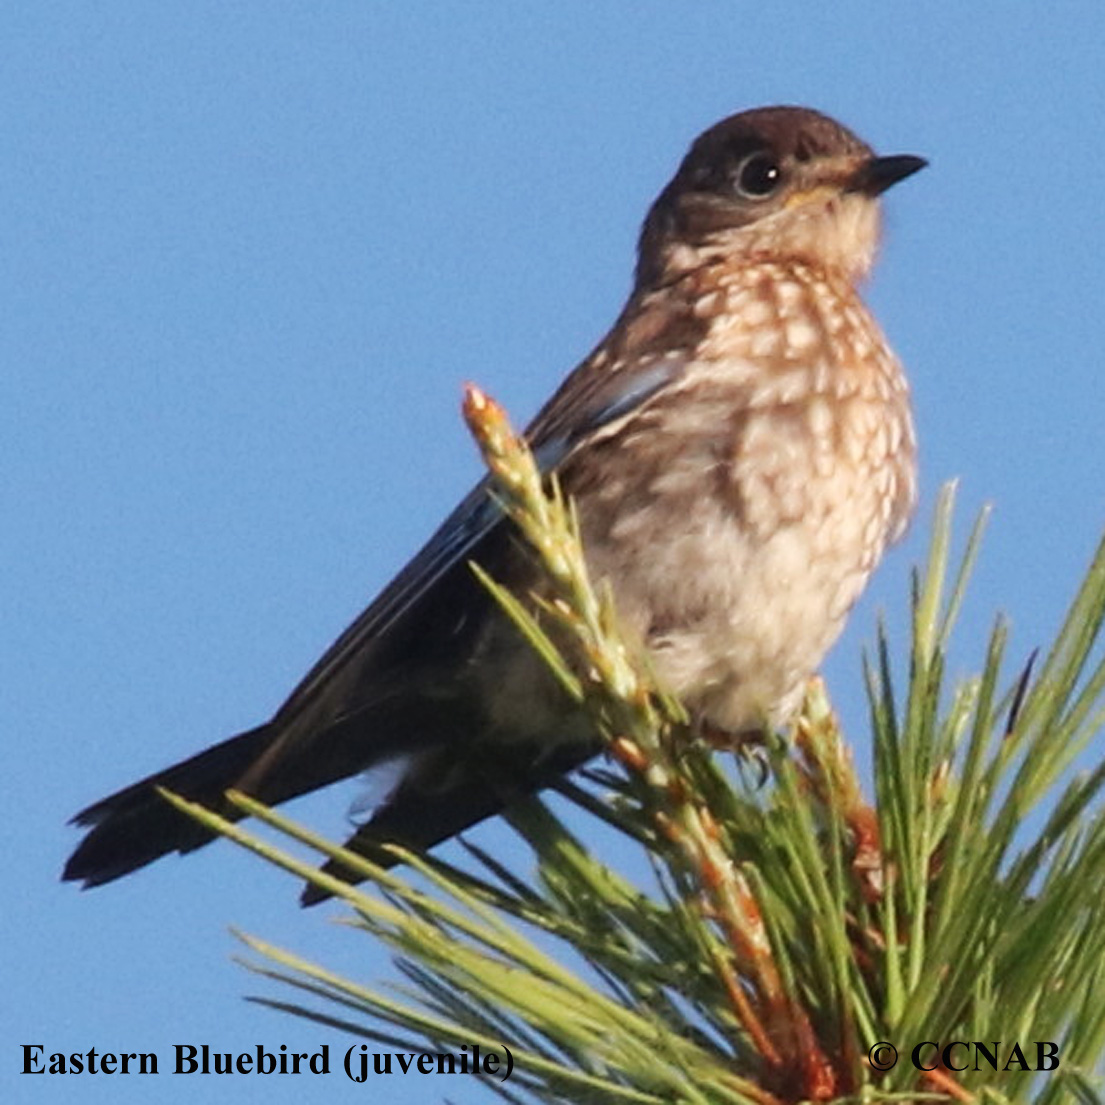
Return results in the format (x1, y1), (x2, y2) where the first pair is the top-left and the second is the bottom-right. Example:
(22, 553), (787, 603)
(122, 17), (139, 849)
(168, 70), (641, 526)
(849, 154), (927, 197)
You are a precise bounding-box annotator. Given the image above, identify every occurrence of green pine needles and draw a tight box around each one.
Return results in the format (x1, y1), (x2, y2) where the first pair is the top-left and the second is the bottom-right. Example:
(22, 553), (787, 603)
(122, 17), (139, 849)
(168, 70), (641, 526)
(171, 387), (1105, 1103)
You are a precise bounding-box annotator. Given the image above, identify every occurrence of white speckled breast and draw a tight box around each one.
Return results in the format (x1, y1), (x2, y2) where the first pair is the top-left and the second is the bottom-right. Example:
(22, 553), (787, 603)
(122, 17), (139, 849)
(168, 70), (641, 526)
(572, 259), (916, 735)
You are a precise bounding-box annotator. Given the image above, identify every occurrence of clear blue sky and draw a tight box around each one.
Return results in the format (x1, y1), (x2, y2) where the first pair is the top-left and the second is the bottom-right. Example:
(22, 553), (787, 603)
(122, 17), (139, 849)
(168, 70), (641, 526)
(5, 5), (1104, 1104)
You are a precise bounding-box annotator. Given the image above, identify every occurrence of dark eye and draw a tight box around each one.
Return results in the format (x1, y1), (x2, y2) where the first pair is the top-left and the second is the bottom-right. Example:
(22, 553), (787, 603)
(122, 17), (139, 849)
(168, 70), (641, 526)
(735, 152), (782, 199)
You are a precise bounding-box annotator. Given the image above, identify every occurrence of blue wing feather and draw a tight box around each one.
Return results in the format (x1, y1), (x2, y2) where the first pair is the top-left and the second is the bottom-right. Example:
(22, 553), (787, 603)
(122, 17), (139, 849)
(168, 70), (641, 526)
(274, 354), (683, 717)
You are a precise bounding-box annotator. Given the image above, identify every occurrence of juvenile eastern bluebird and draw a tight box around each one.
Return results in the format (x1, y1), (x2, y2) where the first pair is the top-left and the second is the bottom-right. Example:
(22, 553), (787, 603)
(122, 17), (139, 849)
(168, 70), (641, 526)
(64, 106), (924, 902)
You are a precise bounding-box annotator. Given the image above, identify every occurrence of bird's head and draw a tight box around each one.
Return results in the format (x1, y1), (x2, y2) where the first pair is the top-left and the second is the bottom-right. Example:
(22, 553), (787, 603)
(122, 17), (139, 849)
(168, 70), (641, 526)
(636, 105), (925, 289)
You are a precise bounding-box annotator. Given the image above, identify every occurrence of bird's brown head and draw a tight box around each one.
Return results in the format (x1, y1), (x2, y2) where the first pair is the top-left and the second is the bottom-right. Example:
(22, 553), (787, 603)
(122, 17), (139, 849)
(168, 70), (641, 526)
(636, 105), (925, 289)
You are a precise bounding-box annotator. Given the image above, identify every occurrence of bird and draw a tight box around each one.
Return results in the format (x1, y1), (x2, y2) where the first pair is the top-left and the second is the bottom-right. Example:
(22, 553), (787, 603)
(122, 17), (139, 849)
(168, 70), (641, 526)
(63, 105), (925, 904)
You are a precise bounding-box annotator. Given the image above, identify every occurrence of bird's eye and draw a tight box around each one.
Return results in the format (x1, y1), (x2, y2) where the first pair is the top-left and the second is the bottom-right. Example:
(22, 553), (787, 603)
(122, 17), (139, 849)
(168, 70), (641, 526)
(735, 153), (782, 199)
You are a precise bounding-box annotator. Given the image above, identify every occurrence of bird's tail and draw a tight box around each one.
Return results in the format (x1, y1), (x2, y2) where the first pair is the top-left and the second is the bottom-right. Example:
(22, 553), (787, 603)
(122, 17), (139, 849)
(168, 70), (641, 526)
(62, 723), (276, 888)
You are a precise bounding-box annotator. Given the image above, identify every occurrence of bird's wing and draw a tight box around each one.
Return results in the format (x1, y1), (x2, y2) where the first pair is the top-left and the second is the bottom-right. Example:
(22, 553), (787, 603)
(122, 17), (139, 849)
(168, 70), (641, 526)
(272, 353), (685, 724)
(528, 356), (684, 470)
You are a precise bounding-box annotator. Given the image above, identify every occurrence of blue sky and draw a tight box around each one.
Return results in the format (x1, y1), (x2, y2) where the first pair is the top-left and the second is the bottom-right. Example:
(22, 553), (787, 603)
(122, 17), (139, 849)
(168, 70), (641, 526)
(5, 5), (1104, 1104)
